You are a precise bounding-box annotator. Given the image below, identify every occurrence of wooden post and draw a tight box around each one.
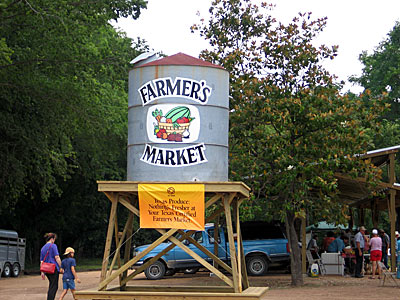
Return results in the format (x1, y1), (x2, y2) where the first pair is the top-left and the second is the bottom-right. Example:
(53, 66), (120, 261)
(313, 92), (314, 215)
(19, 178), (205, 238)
(100, 193), (118, 283)
(237, 198), (249, 290)
(95, 182), (253, 295)
(233, 199), (242, 292)
(213, 215), (220, 268)
(121, 212), (134, 291)
(389, 153), (397, 271)
(349, 207), (354, 231)
(113, 213), (121, 272)
(390, 190), (397, 271)
(372, 200), (379, 229)
(359, 208), (365, 226)
(301, 216), (306, 274)
(223, 194), (240, 293)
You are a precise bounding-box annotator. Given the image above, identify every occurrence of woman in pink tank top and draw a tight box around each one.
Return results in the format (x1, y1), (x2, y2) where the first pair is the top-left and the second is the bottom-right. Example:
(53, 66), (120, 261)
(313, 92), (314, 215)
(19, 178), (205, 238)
(369, 229), (382, 279)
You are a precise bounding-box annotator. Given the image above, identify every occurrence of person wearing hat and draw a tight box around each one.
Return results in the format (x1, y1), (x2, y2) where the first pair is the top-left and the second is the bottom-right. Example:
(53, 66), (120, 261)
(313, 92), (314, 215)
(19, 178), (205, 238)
(354, 226), (366, 278)
(368, 229), (382, 279)
(59, 247), (81, 300)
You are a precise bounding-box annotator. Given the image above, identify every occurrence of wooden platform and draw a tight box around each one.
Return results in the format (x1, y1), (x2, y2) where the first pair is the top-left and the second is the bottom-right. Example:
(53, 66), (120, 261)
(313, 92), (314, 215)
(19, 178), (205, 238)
(75, 286), (269, 300)
(94, 181), (255, 298)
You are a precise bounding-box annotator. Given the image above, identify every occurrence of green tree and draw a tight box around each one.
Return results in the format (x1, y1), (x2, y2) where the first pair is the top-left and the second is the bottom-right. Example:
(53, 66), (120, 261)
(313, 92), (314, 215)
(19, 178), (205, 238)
(193, 0), (386, 285)
(352, 22), (400, 229)
(352, 22), (400, 121)
(0, 0), (147, 260)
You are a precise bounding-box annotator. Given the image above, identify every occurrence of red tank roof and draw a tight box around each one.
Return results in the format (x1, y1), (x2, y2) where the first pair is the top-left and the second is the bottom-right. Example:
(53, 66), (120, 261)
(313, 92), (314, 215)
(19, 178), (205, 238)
(136, 52), (225, 70)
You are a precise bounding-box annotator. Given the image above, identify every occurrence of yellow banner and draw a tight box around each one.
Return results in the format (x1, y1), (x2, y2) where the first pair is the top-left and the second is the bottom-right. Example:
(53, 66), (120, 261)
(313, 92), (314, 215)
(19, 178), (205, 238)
(138, 184), (205, 230)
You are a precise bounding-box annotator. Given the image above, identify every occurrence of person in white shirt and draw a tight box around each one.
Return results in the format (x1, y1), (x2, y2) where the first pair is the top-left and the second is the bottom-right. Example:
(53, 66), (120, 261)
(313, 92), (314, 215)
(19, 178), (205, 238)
(354, 226), (366, 278)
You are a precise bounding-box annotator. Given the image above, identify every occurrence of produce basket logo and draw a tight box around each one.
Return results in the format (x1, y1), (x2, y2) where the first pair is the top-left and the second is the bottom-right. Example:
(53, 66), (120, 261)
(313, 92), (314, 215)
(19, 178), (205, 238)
(147, 104), (200, 143)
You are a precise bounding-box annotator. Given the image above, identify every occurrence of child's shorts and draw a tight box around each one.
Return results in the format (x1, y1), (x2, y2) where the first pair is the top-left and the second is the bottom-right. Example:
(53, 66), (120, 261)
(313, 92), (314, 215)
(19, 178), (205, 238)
(63, 279), (76, 290)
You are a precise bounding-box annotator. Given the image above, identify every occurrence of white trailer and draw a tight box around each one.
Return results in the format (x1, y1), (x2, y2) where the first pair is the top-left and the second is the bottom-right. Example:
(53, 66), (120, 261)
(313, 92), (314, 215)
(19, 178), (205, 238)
(0, 229), (25, 277)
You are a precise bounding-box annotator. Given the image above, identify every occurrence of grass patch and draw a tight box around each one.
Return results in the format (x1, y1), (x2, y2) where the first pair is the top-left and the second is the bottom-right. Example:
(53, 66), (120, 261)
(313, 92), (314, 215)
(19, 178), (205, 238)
(75, 257), (103, 271)
(25, 257), (104, 274)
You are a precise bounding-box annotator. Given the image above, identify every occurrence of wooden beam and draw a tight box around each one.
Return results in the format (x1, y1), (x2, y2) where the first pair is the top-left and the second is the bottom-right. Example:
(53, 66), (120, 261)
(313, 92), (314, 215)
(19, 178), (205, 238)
(167, 235), (234, 288)
(372, 200), (379, 229)
(359, 208), (365, 226)
(98, 228), (178, 291)
(120, 230), (197, 285)
(205, 193), (223, 208)
(107, 213), (132, 278)
(360, 149), (398, 159)
(113, 212), (122, 280)
(390, 189), (397, 271)
(236, 198), (249, 290)
(389, 153), (396, 184)
(234, 199), (242, 292)
(213, 216), (220, 269)
(119, 197), (140, 217)
(206, 206), (224, 223)
(223, 194), (240, 293)
(98, 181), (251, 198)
(121, 212), (134, 290)
(100, 193), (118, 282)
(178, 230), (232, 275)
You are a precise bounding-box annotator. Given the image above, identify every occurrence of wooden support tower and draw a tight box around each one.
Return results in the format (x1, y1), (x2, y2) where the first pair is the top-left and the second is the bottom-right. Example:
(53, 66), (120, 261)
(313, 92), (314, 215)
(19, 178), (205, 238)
(75, 181), (268, 300)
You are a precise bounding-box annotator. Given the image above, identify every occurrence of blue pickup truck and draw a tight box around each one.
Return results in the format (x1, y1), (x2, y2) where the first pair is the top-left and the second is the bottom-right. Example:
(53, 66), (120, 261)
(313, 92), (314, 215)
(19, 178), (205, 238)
(133, 222), (290, 279)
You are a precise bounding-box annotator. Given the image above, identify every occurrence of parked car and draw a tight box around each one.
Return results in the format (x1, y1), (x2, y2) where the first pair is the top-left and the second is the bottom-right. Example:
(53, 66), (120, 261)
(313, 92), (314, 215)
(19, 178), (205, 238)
(0, 229), (25, 278)
(133, 222), (289, 279)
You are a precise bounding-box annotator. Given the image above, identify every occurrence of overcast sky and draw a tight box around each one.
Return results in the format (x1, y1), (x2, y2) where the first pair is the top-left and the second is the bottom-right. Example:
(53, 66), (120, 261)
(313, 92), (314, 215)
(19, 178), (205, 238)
(114, 0), (400, 93)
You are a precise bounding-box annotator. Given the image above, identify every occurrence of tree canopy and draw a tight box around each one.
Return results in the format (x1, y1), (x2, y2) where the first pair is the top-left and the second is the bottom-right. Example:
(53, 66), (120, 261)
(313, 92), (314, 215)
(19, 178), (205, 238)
(193, 0), (386, 285)
(352, 22), (400, 121)
(0, 0), (147, 260)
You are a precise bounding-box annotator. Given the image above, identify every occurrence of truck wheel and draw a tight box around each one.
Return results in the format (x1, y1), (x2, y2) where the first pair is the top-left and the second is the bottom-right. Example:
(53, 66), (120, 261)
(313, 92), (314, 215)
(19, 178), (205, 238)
(12, 263), (21, 277)
(144, 261), (166, 280)
(246, 256), (268, 276)
(183, 268), (199, 274)
(2, 263), (12, 277)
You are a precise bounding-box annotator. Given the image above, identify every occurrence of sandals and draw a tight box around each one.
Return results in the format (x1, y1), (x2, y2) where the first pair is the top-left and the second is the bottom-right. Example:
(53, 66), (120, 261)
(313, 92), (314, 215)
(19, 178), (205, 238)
(369, 276), (376, 279)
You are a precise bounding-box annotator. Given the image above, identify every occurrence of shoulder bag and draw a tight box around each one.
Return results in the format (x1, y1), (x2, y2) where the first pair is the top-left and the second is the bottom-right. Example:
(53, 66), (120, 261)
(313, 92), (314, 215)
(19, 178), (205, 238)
(40, 244), (56, 274)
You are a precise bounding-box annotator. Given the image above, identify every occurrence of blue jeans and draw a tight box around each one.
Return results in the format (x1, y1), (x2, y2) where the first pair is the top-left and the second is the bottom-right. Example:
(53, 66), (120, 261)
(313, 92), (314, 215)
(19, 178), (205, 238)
(382, 249), (388, 268)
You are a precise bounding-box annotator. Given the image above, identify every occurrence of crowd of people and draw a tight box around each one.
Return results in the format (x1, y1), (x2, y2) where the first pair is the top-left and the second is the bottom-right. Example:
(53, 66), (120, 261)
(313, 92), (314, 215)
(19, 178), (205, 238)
(307, 226), (400, 278)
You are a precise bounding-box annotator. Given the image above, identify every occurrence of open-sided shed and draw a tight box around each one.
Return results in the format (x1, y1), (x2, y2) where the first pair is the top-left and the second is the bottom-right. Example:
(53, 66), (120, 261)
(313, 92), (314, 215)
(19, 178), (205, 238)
(301, 145), (400, 272)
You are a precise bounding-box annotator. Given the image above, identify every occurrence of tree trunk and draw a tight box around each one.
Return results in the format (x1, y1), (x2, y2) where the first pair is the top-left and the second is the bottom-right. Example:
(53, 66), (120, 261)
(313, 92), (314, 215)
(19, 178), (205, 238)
(285, 210), (303, 286)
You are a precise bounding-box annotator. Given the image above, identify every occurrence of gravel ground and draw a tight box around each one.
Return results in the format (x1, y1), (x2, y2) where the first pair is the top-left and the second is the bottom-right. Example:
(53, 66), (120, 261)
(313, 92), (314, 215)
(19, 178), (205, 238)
(0, 270), (399, 300)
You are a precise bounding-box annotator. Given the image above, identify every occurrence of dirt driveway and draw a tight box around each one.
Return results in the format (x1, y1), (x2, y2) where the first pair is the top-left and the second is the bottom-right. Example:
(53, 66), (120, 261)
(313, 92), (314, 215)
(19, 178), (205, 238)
(0, 270), (399, 300)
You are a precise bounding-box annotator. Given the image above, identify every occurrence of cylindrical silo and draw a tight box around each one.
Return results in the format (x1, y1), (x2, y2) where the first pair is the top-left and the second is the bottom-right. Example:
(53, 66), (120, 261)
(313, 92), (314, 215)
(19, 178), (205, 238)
(127, 52), (229, 182)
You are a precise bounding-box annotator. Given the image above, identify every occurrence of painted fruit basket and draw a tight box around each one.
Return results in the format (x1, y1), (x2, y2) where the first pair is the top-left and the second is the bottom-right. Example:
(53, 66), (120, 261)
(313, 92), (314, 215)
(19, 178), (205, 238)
(158, 122), (190, 134)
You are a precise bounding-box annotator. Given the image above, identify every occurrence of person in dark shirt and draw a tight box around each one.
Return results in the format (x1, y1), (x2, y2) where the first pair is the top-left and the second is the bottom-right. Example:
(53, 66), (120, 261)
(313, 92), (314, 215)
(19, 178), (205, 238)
(59, 247), (81, 300)
(379, 229), (389, 268)
(307, 234), (319, 258)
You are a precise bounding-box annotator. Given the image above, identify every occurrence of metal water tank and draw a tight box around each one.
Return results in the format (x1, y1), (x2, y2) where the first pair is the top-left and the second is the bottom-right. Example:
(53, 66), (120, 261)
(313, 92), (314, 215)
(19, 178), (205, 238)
(127, 53), (229, 182)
